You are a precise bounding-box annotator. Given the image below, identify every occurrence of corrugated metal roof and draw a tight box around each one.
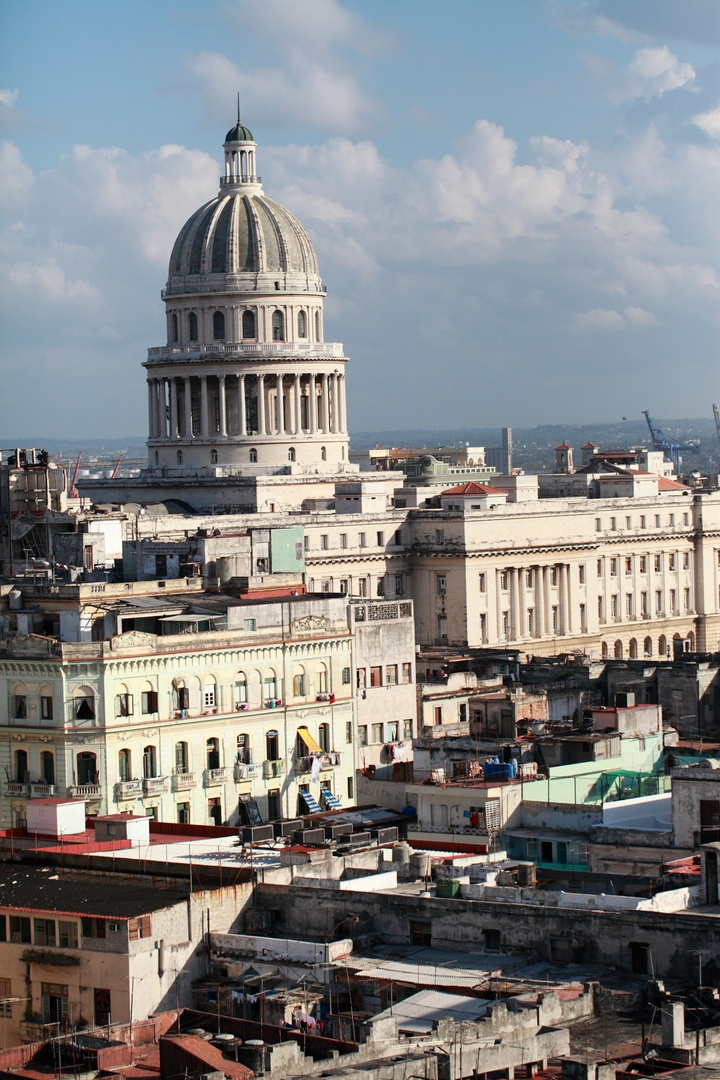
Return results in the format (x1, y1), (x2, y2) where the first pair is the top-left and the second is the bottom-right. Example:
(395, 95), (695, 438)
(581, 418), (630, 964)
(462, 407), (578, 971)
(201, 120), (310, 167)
(367, 989), (491, 1032)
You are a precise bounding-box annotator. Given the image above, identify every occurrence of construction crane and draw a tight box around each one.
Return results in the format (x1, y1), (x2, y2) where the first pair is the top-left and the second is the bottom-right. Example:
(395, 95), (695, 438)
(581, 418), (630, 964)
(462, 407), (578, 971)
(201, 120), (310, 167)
(642, 411), (699, 474)
(69, 451), (82, 498)
(713, 404), (720, 453)
(111, 451), (125, 479)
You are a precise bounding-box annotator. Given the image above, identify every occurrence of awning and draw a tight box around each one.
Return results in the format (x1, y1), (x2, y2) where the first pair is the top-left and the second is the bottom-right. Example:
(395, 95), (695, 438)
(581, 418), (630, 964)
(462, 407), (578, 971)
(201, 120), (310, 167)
(297, 727), (322, 754)
(322, 790), (342, 810)
(300, 791), (322, 813)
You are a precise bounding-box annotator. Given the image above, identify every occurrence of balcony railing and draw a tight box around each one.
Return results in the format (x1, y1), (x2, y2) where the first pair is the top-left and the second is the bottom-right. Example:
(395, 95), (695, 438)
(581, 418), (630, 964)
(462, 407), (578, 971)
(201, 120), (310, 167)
(68, 784), (102, 798)
(262, 759), (286, 779)
(234, 763), (257, 781)
(29, 783), (55, 798)
(5, 782), (28, 797)
(171, 771), (195, 791)
(115, 780), (143, 799)
(203, 767), (229, 787)
(143, 776), (168, 795)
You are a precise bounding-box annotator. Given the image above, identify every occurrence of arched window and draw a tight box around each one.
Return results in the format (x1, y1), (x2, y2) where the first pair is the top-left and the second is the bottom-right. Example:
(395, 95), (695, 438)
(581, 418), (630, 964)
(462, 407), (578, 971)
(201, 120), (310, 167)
(249, 448), (258, 463)
(14, 748), (28, 783)
(288, 447), (296, 462)
(154, 451), (159, 465)
(644, 636), (653, 657)
(142, 745), (157, 779)
(629, 638), (638, 659)
(40, 750), (54, 786)
(316, 663), (328, 694)
(614, 640), (623, 659)
(297, 310), (307, 338)
(315, 311), (320, 339)
(203, 680), (216, 710)
(206, 737), (220, 770)
(12, 685), (27, 720)
(175, 741), (189, 773)
(242, 310), (256, 339)
(266, 729), (279, 761)
(235, 673), (247, 705)
(188, 312), (198, 341)
(77, 751), (97, 785)
(236, 733), (251, 764)
(321, 446), (327, 461)
(210, 449), (218, 464)
(688, 631), (696, 651)
(293, 668), (306, 697)
(74, 687), (95, 722)
(601, 641), (609, 659)
(118, 748), (132, 782)
(264, 672), (278, 702)
(177, 450), (183, 464)
(171, 313), (178, 343)
(213, 311), (225, 340)
(659, 634), (667, 658)
(272, 310), (284, 341)
(318, 722), (330, 752)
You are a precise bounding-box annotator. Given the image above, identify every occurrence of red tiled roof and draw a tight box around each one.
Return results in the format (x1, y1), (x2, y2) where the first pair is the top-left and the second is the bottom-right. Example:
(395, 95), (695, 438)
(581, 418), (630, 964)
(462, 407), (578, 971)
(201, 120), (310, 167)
(555, 443), (572, 450)
(441, 481), (506, 496)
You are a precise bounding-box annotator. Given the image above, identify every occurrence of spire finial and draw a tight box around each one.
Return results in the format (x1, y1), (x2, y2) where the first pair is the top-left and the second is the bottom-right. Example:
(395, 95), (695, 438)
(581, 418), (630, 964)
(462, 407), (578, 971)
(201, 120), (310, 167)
(237, 92), (241, 126)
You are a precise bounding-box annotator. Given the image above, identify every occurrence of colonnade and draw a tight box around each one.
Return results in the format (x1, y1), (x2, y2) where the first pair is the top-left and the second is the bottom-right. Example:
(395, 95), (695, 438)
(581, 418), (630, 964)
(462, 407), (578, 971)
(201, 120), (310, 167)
(147, 370), (347, 441)
(494, 564), (578, 640)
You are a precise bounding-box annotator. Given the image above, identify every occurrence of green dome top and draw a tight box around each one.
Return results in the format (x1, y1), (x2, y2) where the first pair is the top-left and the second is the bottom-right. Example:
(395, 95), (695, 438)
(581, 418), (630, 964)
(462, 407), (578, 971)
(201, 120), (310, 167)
(225, 122), (254, 144)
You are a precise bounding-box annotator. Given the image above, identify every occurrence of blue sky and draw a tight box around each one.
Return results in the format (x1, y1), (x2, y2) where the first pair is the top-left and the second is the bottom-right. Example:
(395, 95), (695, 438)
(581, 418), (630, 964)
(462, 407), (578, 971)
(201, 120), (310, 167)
(1, 0), (719, 438)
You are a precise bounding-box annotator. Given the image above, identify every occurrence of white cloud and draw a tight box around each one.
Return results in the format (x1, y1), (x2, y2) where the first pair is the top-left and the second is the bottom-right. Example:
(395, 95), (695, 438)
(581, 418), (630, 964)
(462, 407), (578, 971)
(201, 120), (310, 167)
(0, 140), (34, 203)
(694, 106), (720, 140)
(575, 307), (628, 330)
(8, 259), (99, 305)
(610, 46), (696, 102)
(0, 88), (19, 110)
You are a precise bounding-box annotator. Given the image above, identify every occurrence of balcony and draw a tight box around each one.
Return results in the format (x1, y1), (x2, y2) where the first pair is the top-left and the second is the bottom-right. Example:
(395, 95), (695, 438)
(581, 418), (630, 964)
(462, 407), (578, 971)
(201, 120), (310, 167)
(262, 759), (286, 779)
(171, 771), (195, 792)
(115, 780), (143, 799)
(294, 751), (341, 775)
(203, 767), (229, 787)
(68, 784), (102, 798)
(5, 782), (28, 798)
(142, 776), (168, 796)
(234, 762), (258, 781)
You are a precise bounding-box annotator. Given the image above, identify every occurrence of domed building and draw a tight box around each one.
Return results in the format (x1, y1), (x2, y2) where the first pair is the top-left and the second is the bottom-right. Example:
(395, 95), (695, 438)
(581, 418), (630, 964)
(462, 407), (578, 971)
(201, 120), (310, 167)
(144, 116), (349, 474)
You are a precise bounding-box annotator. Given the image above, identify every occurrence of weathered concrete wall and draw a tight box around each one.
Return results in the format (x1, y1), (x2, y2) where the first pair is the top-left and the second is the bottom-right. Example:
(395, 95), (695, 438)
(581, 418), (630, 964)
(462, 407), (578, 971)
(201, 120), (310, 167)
(255, 881), (720, 981)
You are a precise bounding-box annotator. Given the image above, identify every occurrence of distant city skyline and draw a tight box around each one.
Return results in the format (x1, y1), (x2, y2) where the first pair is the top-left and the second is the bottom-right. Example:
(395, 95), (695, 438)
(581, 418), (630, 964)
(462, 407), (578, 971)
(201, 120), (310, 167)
(1, 0), (719, 438)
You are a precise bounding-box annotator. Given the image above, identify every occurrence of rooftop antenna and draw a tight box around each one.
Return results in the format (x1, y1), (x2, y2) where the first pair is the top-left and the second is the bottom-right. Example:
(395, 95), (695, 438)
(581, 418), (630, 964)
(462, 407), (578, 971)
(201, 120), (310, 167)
(237, 91), (241, 125)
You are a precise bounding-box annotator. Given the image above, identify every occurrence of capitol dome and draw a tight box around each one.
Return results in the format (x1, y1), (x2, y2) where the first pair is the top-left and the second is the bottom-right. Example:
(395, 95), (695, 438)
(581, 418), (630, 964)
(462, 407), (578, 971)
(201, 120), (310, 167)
(144, 112), (349, 477)
(167, 191), (320, 289)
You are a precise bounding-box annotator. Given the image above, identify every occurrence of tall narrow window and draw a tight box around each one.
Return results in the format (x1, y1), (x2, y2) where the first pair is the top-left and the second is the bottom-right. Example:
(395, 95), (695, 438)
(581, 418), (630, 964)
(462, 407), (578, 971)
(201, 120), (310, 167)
(272, 310), (284, 341)
(188, 312), (198, 341)
(171, 313), (178, 342)
(249, 448), (258, 463)
(242, 310), (256, 338)
(314, 311), (320, 339)
(297, 310), (307, 338)
(213, 311), (225, 340)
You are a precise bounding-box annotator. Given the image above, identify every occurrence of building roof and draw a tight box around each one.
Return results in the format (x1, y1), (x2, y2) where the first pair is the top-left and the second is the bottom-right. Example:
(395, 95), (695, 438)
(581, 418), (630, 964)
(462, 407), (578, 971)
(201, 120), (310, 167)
(441, 481), (506, 496)
(367, 989), (491, 1033)
(0, 865), (190, 918)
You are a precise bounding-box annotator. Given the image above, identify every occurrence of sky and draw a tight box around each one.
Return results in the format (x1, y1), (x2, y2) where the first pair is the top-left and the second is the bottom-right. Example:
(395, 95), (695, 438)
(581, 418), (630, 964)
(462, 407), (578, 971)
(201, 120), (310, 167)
(1, 0), (719, 440)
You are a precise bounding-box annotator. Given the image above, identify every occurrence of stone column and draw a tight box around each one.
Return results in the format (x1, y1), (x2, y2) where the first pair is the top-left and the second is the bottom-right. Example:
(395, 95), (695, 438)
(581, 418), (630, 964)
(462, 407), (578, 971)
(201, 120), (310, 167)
(510, 568), (520, 642)
(496, 570), (504, 640)
(169, 378), (179, 439)
(565, 564), (574, 635)
(338, 375), (347, 434)
(294, 375), (302, 435)
(183, 377), (192, 437)
(329, 374), (337, 434)
(536, 566), (545, 636)
(160, 379), (169, 437)
(321, 373), (329, 433)
(199, 376), (208, 436)
(518, 567), (526, 640)
(258, 374), (266, 435)
(238, 375), (246, 436)
(218, 375), (227, 437)
(308, 375), (317, 433)
(147, 381), (155, 439)
(276, 373), (285, 434)
(544, 566), (553, 635)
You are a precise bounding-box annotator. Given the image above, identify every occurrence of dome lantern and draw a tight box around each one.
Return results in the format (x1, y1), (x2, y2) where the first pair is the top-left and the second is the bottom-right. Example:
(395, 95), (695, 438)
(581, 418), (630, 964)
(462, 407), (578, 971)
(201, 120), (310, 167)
(221, 95), (260, 190)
